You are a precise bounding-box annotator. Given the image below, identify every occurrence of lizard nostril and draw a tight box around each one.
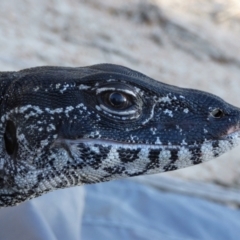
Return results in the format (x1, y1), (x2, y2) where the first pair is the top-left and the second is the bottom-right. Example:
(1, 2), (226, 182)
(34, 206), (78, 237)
(4, 120), (18, 156)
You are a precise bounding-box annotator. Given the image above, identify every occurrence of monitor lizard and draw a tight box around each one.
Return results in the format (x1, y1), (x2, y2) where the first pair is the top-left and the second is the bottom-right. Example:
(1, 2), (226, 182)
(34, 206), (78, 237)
(0, 63), (239, 207)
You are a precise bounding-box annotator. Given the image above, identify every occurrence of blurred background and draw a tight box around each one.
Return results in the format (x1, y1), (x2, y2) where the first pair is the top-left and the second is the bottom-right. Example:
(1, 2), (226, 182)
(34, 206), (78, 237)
(0, 0), (240, 239)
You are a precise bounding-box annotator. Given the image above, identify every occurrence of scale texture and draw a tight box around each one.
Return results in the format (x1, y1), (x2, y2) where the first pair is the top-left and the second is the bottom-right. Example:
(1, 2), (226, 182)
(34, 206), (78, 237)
(0, 63), (239, 207)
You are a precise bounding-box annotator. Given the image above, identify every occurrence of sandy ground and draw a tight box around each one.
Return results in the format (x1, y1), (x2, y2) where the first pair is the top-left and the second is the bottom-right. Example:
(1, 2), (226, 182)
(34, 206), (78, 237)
(0, 0), (240, 187)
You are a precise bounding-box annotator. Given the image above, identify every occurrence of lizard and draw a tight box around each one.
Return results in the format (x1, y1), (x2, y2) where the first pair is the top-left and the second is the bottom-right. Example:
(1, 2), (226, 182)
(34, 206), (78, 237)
(0, 63), (239, 207)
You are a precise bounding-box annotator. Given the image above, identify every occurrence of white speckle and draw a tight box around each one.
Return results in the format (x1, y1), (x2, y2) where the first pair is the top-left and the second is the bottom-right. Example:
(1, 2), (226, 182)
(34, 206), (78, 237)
(106, 78), (115, 82)
(155, 137), (162, 144)
(181, 139), (187, 145)
(183, 108), (189, 113)
(89, 146), (100, 154)
(60, 84), (70, 93)
(95, 105), (102, 111)
(76, 103), (84, 108)
(65, 106), (74, 117)
(18, 105), (43, 114)
(79, 84), (91, 90)
(47, 124), (56, 132)
(150, 127), (157, 135)
(40, 139), (49, 147)
(53, 134), (58, 139)
(45, 107), (63, 114)
(164, 109), (173, 117)
(160, 96), (171, 103)
(76, 103), (87, 111)
(86, 131), (101, 139)
(134, 87), (141, 93)
(24, 112), (36, 119)
(130, 135), (135, 142)
(18, 133), (26, 141)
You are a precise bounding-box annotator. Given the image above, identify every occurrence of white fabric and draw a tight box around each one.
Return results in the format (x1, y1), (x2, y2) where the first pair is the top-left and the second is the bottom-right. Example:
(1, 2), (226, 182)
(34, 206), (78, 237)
(0, 187), (84, 240)
(81, 180), (240, 240)
(0, 180), (240, 240)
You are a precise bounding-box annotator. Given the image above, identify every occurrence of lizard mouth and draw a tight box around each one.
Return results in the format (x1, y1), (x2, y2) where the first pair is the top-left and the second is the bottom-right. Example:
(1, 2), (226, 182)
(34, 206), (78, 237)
(226, 125), (240, 135)
(54, 130), (240, 149)
(55, 138), (196, 148)
(53, 134), (239, 159)
(52, 128), (240, 166)
(51, 122), (240, 149)
(221, 125), (240, 139)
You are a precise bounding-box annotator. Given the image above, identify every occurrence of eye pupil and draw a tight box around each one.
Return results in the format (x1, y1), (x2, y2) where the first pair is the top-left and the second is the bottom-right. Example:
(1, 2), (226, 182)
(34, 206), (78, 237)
(211, 108), (224, 118)
(109, 92), (127, 108)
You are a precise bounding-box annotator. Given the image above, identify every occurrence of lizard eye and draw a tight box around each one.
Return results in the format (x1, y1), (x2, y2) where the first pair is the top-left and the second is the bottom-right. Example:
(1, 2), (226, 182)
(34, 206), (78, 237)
(107, 92), (129, 109)
(210, 108), (224, 118)
(100, 91), (134, 112)
(4, 120), (18, 156)
(96, 84), (141, 119)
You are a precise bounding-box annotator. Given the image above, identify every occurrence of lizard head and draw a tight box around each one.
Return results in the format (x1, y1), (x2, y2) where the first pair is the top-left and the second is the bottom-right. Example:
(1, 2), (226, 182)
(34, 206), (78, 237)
(0, 64), (239, 207)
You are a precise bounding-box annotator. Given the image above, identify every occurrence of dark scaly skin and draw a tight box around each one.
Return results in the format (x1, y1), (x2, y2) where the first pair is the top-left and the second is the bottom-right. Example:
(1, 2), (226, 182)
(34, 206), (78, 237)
(0, 64), (239, 207)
